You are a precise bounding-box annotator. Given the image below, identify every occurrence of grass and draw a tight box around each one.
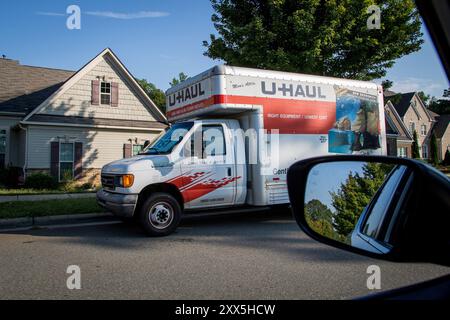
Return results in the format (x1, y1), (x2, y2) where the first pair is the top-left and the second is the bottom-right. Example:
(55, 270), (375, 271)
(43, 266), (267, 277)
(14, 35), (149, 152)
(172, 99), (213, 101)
(0, 198), (104, 219)
(0, 187), (98, 196)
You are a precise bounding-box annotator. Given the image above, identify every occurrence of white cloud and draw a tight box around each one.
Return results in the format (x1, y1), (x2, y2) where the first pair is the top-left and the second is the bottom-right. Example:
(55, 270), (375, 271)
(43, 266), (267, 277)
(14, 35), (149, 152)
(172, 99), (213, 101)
(36, 12), (65, 17)
(384, 77), (447, 98)
(85, 11), (170, 19)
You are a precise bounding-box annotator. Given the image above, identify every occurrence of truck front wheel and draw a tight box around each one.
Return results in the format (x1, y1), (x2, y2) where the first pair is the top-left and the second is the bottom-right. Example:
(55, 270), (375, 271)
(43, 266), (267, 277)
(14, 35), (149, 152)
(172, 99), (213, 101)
(139, 193), (182, 237)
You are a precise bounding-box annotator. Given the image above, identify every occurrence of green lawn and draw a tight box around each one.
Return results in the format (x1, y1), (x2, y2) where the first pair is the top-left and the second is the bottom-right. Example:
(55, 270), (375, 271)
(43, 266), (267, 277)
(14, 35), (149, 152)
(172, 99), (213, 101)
(0, 198), (104, 219)
(0, 188), (97, 196)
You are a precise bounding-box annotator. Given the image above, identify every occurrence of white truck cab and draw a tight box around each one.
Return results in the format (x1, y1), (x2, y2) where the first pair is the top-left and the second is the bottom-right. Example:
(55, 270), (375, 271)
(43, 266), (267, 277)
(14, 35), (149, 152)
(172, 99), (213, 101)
(97, 65), (386, 236)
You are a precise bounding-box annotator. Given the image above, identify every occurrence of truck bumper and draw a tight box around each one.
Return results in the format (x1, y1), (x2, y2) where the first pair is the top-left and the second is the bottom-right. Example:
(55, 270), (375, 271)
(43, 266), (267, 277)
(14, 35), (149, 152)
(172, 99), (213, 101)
(96, 189), (138, 218)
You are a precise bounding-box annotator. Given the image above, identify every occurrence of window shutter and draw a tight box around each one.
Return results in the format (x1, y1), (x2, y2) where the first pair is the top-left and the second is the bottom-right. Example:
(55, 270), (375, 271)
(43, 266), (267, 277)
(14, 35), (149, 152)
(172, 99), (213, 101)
(74, 142), (83, 179)
(123, 143), (132, 158)
(50, 142), (59, 179)
(91, 80), (100, 105)
(111, 82), (119, 107)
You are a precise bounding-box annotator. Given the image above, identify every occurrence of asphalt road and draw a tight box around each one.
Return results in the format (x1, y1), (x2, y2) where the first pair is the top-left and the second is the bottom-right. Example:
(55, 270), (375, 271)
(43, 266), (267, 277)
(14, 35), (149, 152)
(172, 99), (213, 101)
(0, 210), (448, 299)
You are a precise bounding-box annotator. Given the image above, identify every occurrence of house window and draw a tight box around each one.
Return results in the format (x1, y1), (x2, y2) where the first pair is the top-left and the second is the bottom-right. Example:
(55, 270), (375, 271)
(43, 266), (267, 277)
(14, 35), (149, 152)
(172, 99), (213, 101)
(420, 124), (427, 136)
(409, 122), (415, 135)
(0, 129), (6, 169)
(422, 145), (428, 159)
(100, 82), (111, 105)
(60, 142), (74, 181)
(132, 144), (143, 156)
(397, 147), (407, 158)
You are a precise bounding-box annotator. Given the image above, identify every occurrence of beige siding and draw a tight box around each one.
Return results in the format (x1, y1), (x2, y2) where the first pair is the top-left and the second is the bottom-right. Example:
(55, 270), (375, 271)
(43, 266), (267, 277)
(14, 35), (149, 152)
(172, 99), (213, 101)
(37, 55), (156, 121)
(26, 125), (159, 169)
(439, 127), (450, 160)
(402, 95), (434, 157)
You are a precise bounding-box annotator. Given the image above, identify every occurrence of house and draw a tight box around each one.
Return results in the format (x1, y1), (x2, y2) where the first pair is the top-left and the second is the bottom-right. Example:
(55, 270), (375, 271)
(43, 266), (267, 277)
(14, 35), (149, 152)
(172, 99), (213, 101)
(432, 114), (450, 161)
(384, 101), (413, 157)
(0, 48), (167, 185)
(384, 92), (435, 159)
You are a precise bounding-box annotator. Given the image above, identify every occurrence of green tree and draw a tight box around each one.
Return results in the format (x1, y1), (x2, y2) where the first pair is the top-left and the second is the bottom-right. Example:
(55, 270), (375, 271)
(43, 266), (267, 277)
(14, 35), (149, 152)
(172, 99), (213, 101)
(428, 98), (450, 115)
(203, 0), (423, 80)
(382, 80), (393, 91)
(429, 133), (439, 165)
(136, 79), (166, 114)
(304, 199), (340, 241)
(417, 91), (430, 105)
(411, 130), (420, 159)
(330, 163), (394, 236)
(305, 199), (333, 222)
(169, 72), (189, 87)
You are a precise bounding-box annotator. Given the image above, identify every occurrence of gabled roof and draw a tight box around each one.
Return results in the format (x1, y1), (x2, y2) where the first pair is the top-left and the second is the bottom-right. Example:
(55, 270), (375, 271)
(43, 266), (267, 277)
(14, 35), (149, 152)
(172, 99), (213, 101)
(0, 59), (75, 115)
(388, 92), (416, 117)
(386, 91), (434, 122)
(23, 48), (167, 123)
(433, 114), (450, 139)
(384, 101), (413, 141)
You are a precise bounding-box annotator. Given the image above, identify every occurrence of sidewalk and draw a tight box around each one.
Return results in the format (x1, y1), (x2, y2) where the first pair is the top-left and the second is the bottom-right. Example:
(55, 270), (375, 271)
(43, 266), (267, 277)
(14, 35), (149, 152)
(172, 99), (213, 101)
(0, 192), (96, 203)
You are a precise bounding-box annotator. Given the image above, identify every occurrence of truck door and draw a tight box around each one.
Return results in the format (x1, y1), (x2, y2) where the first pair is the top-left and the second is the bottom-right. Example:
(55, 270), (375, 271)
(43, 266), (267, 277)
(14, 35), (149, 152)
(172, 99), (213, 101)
(181, 122), (238, 209)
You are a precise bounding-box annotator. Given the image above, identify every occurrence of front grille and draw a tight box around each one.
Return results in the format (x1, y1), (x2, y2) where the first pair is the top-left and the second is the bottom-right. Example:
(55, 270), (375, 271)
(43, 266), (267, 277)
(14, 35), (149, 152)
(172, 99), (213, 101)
(101, 174), (115, 189)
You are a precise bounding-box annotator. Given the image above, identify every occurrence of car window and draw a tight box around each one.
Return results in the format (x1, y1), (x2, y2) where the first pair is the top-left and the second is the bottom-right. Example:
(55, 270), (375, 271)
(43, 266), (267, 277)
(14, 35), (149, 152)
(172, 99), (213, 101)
(361, 165), (407, 241)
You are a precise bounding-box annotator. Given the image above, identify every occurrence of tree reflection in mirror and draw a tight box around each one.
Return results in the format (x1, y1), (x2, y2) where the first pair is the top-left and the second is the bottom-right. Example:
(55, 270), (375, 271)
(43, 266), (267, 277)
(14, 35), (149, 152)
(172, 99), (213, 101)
(305, 162), (407, 249)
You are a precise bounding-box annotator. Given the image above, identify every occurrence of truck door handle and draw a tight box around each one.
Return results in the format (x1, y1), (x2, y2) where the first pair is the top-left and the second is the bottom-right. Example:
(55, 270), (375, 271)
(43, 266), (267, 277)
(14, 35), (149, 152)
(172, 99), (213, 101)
(227, 168), (232, 176)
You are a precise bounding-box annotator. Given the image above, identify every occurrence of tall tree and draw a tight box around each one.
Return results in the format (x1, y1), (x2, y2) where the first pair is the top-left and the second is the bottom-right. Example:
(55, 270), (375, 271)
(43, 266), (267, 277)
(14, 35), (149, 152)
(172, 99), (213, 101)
(417, 91), (430, 105)
(382, 80), (393, 91)
(411, 130), (420, 159)
(136, 79), (166, 114)
(203, 0), (423, 80)
(429, 133), (439, 165)
(169, 72), (189, 87)
(330, 163), (394, 236)
(428, 98), (450, 115)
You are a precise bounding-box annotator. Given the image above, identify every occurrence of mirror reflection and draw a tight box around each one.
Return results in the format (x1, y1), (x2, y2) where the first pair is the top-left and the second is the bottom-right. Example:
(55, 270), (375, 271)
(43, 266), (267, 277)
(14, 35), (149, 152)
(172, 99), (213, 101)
(305, 161), (408, 252)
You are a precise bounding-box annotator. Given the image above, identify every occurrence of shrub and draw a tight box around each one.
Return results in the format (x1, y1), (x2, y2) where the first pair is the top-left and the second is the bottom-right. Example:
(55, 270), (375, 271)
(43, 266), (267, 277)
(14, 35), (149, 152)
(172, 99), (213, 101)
(25, 173), (58, 190)
(0, 167), (23, 188)
(80, 182), (93, 190)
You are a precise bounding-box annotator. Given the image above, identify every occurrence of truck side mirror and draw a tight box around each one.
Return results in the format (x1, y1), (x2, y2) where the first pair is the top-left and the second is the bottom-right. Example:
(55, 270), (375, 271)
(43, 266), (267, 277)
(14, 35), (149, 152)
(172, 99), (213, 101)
(287, 155), (450, 266)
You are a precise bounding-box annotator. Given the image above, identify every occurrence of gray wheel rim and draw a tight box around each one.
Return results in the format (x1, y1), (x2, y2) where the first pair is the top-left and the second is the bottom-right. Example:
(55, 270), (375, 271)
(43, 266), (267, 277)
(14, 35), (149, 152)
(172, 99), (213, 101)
(148, 201), (174, 230)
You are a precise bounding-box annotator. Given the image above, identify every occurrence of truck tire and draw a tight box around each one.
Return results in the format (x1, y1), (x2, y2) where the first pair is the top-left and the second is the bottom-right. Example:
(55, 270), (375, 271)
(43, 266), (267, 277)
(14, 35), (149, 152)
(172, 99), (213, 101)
(139, 193), (182, 237)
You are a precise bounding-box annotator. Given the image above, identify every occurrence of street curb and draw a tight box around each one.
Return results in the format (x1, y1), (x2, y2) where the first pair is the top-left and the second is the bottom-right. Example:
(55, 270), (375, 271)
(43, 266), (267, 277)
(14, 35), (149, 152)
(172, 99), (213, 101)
(0, 212), (114, 230)
(0, 192), (96, 203)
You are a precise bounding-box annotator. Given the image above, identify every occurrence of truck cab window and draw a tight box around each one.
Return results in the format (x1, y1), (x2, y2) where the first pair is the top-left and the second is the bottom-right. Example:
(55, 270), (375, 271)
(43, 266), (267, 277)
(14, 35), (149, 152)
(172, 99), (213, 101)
(202, 125), (226, 157)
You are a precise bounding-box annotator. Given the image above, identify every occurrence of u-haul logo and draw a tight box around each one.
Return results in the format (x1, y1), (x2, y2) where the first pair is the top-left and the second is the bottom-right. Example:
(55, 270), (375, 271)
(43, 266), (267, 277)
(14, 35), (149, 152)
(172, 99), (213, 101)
(261, 81), (327, 99)
(168, 82), (206, 107)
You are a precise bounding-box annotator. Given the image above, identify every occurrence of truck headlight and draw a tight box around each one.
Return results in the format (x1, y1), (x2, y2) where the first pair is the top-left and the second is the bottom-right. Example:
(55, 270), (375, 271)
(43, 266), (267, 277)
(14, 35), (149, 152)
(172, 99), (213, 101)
(117, 174), (134, 188)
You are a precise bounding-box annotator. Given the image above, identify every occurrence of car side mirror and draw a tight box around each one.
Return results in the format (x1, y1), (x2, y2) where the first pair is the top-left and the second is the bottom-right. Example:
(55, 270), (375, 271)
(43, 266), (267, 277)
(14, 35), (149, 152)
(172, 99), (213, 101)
(287, 155), (450, 266)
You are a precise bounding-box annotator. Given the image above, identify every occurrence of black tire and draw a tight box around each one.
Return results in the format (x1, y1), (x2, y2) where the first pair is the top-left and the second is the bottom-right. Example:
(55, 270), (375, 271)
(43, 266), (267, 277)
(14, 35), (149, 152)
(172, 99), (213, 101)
(139, 192), (182, 237)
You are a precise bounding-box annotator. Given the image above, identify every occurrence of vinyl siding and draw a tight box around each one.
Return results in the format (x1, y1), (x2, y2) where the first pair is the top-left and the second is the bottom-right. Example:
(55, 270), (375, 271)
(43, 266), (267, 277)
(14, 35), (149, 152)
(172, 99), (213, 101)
(26, 125), (160, 169)
(37, 55), (156, 122)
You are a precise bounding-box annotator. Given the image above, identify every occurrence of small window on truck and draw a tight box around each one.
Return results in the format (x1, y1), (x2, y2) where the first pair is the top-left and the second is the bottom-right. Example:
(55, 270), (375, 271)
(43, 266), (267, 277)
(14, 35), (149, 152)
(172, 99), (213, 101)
(189, 125), (226, 158)
(202, 125), (226, 157)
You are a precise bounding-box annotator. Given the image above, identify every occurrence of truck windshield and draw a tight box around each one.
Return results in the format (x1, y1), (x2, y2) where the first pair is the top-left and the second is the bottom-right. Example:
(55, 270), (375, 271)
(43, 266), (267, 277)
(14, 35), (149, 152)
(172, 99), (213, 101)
(141, 122), (194, 155)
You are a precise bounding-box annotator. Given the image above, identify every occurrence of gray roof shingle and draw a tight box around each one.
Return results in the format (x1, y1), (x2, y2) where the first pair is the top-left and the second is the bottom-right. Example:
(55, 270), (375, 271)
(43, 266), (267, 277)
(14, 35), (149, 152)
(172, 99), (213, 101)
(433, 114), (450, 139)
(0, 59), (74, 115)
(387, 92), (416, 117)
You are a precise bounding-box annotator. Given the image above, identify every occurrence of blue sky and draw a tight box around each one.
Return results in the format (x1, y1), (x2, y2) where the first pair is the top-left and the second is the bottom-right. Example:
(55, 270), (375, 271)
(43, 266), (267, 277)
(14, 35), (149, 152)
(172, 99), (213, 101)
(0, 0), (448, 97)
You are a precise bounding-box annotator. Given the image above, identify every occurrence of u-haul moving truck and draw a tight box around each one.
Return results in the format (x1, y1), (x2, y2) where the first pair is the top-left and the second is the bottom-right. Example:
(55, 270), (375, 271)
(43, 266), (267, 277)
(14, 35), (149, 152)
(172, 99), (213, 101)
(97, 65), (386, 236)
